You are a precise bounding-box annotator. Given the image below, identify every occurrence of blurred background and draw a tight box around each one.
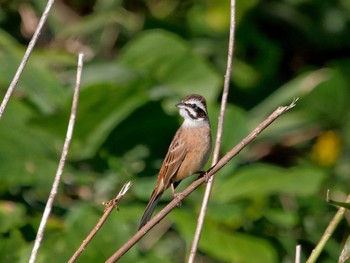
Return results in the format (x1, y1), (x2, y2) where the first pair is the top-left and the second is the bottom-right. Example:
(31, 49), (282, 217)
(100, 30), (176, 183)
(0, 0), (350, 262)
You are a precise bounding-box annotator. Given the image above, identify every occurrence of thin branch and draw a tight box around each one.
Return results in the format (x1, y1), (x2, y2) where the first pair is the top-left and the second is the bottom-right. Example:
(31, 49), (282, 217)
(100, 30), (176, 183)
(188, 0), (236, 261)
(295, 245), (301, 263)
(306, 191), (350, 263)
(29, 53), (84, 263)
(105, 100), (297, 263)
(68, 181), (132, 263)
(0, 0), (56, 119)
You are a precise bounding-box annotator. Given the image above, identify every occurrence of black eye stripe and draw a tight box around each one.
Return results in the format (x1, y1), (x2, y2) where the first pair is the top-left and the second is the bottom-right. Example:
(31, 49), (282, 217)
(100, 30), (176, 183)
(185, 108), (197, 119)
(183, 104), (207, 120)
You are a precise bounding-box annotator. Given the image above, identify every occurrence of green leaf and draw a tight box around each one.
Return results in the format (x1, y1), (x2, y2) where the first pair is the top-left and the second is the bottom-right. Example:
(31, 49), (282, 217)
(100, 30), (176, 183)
(51, 204), (144, 263)
(0, 101), (59, 190)
(264, 208), (299, 228)
(213, 163), (326, 202)
(0, 201), (26, 232)
(57, 9), (140, 38)
(173, 210), (277, 263)
(251, 68), (350, 126)
(0, 30), (67, 114)
(250, 69), (332, 118)
(298, 69), (350, 124)
(70, 82), (148, 159)
(201, 225), (277, 263)
(81, 62), (137, 86)
(0, 230), (28, 262)
(119, 29), (222, 101)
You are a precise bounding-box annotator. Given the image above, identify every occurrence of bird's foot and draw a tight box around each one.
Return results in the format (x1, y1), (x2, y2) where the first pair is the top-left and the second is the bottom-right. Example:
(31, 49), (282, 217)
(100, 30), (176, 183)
(197, 171), (211, 183)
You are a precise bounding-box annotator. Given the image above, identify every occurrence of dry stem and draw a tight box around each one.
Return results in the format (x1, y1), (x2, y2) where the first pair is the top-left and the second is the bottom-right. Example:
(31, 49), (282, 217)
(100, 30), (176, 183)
(0, 0), (56, 119)
(28, 53), (84, 263)
(68, 181), (132, 263)
(188, 0), (236, 261)
(295, 244), (301, 263)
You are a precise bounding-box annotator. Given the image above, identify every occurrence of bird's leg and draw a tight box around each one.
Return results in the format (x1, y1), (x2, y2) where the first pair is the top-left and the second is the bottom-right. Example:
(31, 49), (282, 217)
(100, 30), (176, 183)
(197, 170), (211, 183)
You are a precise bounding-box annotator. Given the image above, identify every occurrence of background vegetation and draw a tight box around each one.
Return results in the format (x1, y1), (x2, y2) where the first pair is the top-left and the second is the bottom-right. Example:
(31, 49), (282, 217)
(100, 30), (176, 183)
(0, 0), (350, 262)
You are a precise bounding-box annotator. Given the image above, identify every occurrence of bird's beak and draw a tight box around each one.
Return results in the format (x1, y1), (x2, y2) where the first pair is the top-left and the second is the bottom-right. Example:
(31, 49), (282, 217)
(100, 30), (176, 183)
(176, 102), (184, 108)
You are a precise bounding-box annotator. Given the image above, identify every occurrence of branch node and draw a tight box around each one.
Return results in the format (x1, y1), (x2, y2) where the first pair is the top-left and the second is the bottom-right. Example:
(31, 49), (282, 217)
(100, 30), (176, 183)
(103, 200), (119, 212)
(103, 181), (132, 211)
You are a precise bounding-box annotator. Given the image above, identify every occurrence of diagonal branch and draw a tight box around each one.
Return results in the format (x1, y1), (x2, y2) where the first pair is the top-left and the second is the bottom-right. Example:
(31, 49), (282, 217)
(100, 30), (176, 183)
(68, 181), (132, 263)
(28, 53), (84, 263)
(188, 0), (236, 261)
(105, 99), (297, 263)
(0, 0), (56, 119)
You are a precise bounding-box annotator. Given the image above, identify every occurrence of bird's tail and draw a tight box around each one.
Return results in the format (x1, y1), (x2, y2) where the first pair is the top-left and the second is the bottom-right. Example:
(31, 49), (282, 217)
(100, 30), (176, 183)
(138, 188), (163, 230)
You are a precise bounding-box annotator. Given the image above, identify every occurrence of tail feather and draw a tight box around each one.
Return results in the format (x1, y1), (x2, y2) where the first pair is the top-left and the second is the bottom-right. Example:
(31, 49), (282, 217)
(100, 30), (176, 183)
(138, 190), (163, 230)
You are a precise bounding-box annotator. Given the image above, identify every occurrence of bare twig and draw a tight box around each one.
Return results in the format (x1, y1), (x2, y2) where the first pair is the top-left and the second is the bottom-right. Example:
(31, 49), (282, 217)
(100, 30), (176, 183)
(105, 100), (296, 263)
(68, 181), (132, 263)
(188, 0), (236, 261)
(29, 53), (84, 263)
(295, 244), (301, 263)
(0, 0), (56, 119)
(306, 191), (350, 263)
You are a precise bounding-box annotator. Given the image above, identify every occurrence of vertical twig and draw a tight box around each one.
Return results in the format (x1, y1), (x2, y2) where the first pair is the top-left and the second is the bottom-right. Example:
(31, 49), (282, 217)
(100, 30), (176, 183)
(29, 53), (84, 263)
(306, 192), (350, 263)
(187, 0), (236, 261)
(0, 0), (56, 119)
(295, 244), (301, 263)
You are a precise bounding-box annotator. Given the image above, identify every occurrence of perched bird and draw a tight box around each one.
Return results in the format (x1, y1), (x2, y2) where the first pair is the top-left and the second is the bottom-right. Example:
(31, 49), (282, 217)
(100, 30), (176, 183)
(138, 94), (212, 230)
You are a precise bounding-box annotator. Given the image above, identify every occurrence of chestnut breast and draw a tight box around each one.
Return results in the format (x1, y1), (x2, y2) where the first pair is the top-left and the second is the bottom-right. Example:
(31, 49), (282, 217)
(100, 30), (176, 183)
(173, 125), (212, 182)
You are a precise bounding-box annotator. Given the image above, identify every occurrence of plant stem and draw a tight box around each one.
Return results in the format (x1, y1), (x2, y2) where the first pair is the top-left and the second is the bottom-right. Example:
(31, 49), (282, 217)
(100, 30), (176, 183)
(0, 0), (56, 119)
(29, 53), (84, 263)
(187, 0), (236, 262)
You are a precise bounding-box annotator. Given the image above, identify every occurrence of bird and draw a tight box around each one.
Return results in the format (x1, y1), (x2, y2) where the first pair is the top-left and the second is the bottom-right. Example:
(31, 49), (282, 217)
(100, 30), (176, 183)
(138, 94), (212, 230)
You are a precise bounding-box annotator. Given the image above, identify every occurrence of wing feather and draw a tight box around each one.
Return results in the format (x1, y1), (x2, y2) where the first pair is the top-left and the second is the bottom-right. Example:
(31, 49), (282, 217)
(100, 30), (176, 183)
(157, 129), (187, 191)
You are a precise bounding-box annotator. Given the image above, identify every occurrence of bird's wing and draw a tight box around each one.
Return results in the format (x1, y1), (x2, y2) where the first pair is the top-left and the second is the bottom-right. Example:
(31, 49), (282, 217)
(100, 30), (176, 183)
(138, 129), (187, 229)
(158, 129), (188, 191)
